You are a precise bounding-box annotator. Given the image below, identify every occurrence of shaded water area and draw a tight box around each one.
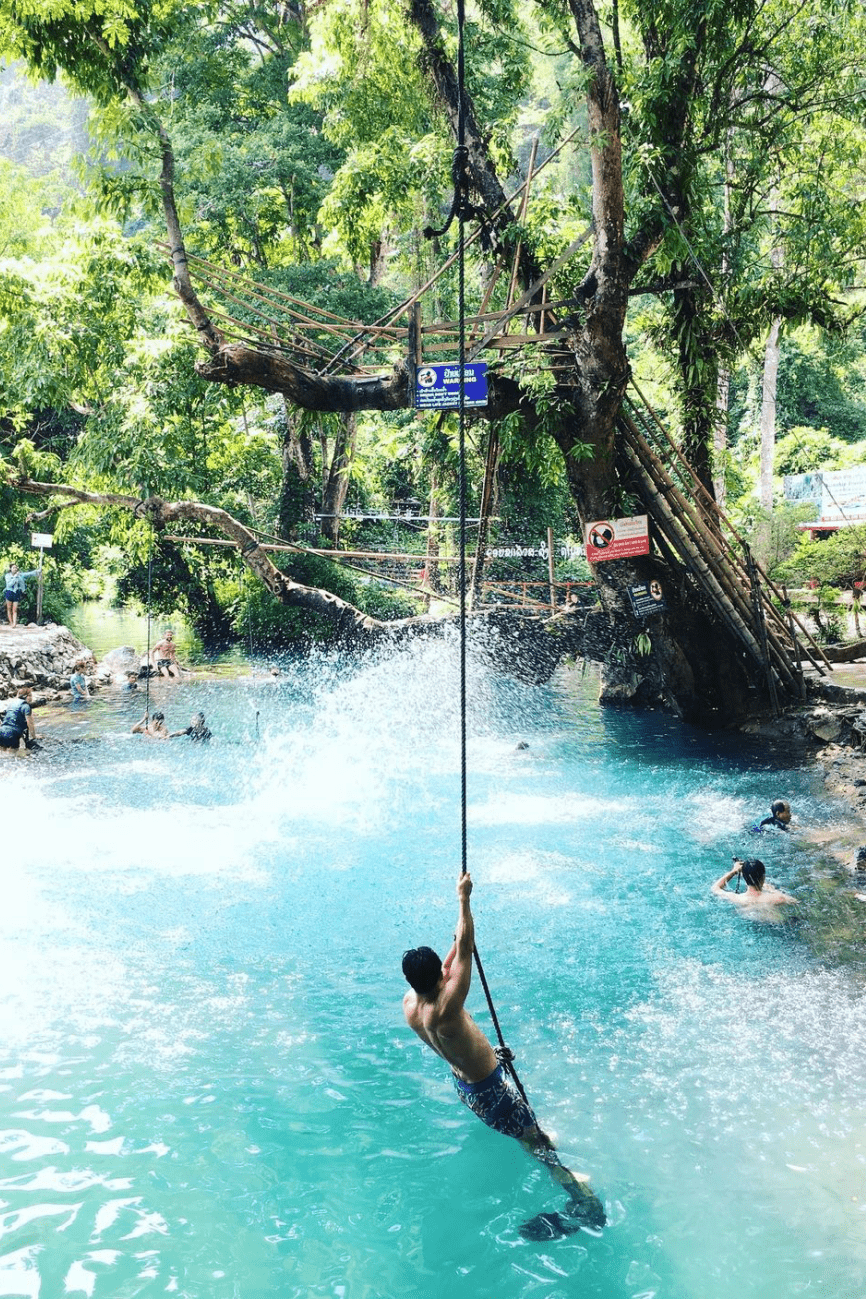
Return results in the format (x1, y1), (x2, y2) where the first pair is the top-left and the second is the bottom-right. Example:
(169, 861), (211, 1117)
(1, 640), (864, 1298)
(64, 601), (247, 674)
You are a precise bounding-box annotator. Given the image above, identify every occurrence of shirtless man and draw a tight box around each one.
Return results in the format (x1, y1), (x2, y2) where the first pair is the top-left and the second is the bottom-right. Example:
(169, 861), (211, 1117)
(402, 872), (604, 1228)
(132, 709), (169, 739)
(150, 630), (181, 679)
(711, 858), (798, 912)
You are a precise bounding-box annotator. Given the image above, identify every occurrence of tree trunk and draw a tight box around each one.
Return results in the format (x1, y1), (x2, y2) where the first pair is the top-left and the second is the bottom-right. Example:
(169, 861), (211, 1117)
(759, 317), (782, 512)
(321, 413), (357, 547)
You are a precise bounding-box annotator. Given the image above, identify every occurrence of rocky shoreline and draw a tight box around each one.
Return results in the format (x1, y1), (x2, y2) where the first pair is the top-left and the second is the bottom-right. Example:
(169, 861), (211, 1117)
(0, 622), (95, 701)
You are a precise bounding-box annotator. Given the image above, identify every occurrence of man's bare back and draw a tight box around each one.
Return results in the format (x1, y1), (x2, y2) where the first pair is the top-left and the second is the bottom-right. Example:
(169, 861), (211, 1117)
(400, 872), (607, 1232)
(403, 988), (497, 1083)
(402, 873), (497, 1082)
(711, 859), (797, 917)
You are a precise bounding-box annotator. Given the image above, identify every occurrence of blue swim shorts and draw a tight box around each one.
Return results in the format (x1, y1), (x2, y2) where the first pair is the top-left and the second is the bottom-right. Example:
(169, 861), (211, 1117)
(453, 1063), (539, 1139)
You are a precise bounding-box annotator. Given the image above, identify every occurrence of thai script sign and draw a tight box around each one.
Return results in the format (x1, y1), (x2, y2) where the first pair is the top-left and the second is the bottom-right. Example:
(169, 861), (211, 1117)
(628, 579), (666, 618)
(784, 467), (866, 524)
(485, 540), (587, 560)
(585, 515), (649, 563)
(31, 533), (53, 549)
(414, 363), (488, 410)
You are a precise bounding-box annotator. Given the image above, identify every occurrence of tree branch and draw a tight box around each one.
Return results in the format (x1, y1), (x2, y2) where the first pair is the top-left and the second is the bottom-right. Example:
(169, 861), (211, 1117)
(10, 477), (409, 641)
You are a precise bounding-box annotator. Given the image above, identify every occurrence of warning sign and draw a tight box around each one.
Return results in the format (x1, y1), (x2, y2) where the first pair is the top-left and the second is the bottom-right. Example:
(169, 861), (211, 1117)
(414, 363), (488, 410)
(585, 515), (649, 563)
(628, 579), (666, 618)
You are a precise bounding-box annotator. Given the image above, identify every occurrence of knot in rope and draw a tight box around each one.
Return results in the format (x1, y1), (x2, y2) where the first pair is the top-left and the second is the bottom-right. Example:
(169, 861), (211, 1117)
(495, 1045), (515, 1065)
(422, 147), (493, 249)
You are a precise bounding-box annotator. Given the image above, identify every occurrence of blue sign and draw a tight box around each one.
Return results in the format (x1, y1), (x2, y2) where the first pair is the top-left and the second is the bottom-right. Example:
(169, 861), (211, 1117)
(414, 362), (488, 410)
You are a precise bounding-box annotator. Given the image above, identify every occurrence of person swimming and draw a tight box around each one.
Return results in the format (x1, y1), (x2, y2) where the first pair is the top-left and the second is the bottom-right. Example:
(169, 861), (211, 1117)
(169, 711), (212, 742)
(132, 710), (169, 739)
(711, 857), (797, 911)
(751, 799), (791, 833)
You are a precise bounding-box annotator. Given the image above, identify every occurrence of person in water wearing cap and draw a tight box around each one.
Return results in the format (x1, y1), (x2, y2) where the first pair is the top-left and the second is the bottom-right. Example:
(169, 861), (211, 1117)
(756, 799), (791, 832)
(402, 871), (605, 1229)
(711, 858), (798, 911)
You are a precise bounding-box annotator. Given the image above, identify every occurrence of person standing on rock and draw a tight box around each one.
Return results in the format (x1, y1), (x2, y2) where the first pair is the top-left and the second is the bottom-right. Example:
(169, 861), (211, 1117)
(0, 687), (38, 751)
(4, 563), (39, 627)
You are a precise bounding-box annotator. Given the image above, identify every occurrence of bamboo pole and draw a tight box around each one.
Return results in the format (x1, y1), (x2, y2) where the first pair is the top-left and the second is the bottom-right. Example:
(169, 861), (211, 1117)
(620, 420), (795, 668)
(207, 308), (343, 366)
(624, 404), (829, 679)
(467, 226), (593, 362)
(162, 245), (373, 328)
(321, 125), (585, 375)
(626, 383), (829, 669)
(621, 442), (793, 695)
(507, 136), (539, 312)
(469, 429), (500, 609)
(745, 544), (782, 715)
(619, 417), (808, 688)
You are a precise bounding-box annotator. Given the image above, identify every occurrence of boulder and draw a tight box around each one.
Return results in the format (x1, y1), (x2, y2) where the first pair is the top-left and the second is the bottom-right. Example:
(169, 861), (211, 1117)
(0, 624), (94, 694)
(99, 646), (140, 676)
(809, 712), (843, 743)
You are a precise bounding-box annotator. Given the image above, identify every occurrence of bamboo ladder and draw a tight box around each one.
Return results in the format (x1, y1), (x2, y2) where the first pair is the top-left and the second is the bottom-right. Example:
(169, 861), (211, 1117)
(617, 382), (829, 707)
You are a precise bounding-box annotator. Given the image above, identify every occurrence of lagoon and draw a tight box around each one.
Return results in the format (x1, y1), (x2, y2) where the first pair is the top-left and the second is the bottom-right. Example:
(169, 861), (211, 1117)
(1, 640), (864, 1298)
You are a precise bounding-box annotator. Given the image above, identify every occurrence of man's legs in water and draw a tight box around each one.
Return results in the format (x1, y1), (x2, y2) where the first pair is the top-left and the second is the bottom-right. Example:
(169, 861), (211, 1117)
(518, 1123), (605, 1226)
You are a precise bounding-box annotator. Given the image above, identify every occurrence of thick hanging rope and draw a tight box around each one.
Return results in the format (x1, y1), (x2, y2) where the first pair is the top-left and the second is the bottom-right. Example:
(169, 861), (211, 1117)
(425, 0), (531, 1109)
(144, 540), (154, 717)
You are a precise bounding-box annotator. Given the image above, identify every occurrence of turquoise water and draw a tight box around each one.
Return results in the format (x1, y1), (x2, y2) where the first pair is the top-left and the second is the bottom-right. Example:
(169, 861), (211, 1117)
(1, 641), (864, 1298)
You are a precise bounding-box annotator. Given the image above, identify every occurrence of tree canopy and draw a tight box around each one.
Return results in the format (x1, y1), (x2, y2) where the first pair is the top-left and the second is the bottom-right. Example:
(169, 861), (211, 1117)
(2, 0), (866, 714)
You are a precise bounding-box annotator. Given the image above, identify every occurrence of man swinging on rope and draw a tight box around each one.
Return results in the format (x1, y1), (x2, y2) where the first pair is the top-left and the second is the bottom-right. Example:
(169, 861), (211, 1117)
(402, 872), (605, 1231)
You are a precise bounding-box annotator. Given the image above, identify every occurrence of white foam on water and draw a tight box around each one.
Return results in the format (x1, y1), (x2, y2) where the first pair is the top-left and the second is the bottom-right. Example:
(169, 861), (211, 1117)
(471, 790), (630, 826)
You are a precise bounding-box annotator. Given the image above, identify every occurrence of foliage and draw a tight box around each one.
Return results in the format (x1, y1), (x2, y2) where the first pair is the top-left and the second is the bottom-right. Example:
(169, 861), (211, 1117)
(780, 524), (866, 592)
(2, 0), (866, 667)
(230, 550), (419, 649)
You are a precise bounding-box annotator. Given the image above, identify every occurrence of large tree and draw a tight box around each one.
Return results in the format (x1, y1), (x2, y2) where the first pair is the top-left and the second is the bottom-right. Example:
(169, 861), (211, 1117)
(2, 0), (865, 718)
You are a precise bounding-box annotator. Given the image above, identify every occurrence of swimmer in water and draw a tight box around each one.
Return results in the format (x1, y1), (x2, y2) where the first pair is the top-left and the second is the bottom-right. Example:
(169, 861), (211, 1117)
(132, 710), (169, 739)
(754, 799), (791, 832)
(169, 711), (212, 742)
(711, 858), (797, 911)
(402, 872), (605, 1232)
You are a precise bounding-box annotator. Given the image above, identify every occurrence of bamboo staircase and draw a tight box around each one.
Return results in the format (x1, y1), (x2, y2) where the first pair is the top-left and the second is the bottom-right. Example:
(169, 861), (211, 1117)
(617, 381), (830, 710)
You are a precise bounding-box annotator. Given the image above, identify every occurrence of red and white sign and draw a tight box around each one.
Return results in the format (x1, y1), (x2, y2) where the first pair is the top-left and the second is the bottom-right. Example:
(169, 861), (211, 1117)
(585, 514), (649, 563)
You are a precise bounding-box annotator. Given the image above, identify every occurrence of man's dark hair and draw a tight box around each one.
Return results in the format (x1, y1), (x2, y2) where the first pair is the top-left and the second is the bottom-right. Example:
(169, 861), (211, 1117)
(740, 859), (766, 890)
(402, 946), (442, 996)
